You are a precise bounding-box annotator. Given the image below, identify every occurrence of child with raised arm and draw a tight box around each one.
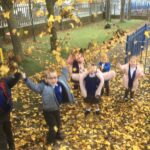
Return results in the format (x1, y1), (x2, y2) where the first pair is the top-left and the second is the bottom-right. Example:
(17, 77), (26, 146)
(98, 53), (111, 96)
(118, 56), (144, 101)
(22, 67), (74, 145)
(67, 49), (85, 90)
(79, 63), (104, 116)
(0, 72), (21, 150)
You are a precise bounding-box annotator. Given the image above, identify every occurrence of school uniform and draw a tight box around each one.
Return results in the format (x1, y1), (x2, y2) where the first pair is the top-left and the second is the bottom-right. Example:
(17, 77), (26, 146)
(25, 68), (74, 144)
(79, 71), (104, 104)
(119, 63), (144, 99)
(0, 73), (21, 150)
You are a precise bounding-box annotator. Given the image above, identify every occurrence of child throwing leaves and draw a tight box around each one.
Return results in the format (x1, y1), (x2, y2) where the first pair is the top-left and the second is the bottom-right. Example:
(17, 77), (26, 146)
(22, 67), (74, 145)
(79, 64), (104, 116)
(0, 72), (21, 150)
(79, 63), (116, 116)
(67, 49), (85, 90)
(118, 56), (144, 101)
(98, 53), (111, 96)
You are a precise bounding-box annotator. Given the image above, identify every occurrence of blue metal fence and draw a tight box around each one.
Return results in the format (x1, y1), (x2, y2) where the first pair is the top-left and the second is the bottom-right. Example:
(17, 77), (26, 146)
(125, 24), (149, 63)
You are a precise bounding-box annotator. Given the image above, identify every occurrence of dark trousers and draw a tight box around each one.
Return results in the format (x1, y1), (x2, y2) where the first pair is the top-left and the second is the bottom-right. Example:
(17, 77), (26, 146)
(101, 81), (110, 96)
(124, 88), (134, 99)
(43, 110), (61, 144)
(0, 113), (15, 150)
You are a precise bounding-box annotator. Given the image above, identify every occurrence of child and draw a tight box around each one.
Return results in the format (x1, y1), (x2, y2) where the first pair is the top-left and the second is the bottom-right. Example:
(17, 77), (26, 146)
(0, 72), (21, 150)
(79, 64), (104, 116)
(67, 49), (85, 89)
(22, 67), (74, 145)
(118, 56), (144, 101)
(98, 53), (111, 96)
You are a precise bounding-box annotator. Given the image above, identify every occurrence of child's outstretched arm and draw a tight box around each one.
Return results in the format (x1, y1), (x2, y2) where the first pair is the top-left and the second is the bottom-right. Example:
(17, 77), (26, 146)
(61, 67), (69, 81)
(79, 71), (88, 98)
(102, 70), (116, 81)
(95, 72), (104, 97)
(6, 72), (21, 88)
(22, 73), (44, 94)
(117, 63), (127, 73)
(137, 65), (145, 79)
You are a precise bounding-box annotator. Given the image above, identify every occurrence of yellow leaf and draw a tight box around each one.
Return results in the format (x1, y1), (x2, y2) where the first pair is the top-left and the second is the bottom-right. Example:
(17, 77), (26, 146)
(39, 32), (46, 38)
(26, 47), (34, 56)
(55, 16), (62, 23)
(12, 29), (17, 35)
(104, 140), (110, 145)
(0, 48), (4, 63)
(24, 30), (28, 35)
(48, 15), (54, 23)
(17, 32), (20, 37)
(73, 68), (77, 72)
(54, 126), (58, 132)
(132, 145), (140, 150)
(3, 11), (10, 19)
(47, 146), (52, 150)
(144, 31), (150, 38)
(36, 10), (44, 17)
(69, 23), (74, 28)
(0, 65), (10, 76)
(56, 0), (63, 6)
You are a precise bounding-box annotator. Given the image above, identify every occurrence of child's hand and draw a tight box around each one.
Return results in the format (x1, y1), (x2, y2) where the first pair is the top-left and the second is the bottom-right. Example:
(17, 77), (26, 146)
(136, 73), (143, 79)
(99, 66), (103, 71)
(95, 95), (100, 99)
(21, 72), (27, 80)
(117, 63), (121, 68)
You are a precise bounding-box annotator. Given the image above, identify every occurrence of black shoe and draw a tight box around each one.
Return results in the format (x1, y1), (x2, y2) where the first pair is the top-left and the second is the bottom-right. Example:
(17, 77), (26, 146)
(130, 91), (134, 101)
(56, 132), (64, 141)
(84, 110), (90, 117)
(95, 111), (100, 115)
(106, 93), (109, 96)
(124, 97), (128, 102)
(9, 145), (15, 150)
(46, 140), (55, 145)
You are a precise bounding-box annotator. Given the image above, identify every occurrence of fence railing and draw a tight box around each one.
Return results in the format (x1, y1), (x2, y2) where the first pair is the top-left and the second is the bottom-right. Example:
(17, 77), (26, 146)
(112, 2), (150, 16)
(125, 24), (150, 63)
(0, 2), (104, 29)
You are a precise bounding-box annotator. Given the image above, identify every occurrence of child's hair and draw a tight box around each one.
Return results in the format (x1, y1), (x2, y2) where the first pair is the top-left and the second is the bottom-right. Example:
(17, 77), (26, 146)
(100, 53), (108, 59)
(44, 68), (57, 79)
(87, 63), (96, 70)
(129, 56), (138, 62)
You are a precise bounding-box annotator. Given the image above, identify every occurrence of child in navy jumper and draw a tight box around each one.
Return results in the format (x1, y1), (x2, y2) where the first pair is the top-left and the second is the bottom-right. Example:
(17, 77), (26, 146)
(0, 72), (21, 150)
(79, 64), (104, 116)
(98, 54), (111, 96)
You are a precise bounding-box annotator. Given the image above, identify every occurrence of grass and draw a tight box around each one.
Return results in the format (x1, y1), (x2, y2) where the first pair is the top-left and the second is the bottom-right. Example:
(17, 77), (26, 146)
(3, 19), (146, 75)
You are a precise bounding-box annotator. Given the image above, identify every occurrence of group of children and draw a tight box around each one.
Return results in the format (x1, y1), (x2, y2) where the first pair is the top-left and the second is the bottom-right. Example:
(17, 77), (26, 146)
(0, 49), (144, 149)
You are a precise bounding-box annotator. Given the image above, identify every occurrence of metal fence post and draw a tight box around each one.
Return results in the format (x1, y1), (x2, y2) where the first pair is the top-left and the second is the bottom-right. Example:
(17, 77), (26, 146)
(144, 43), (148, 73)
(125, 35), (129, 63)
(114, 4), (116, 15)
(29, 0), (36, 42)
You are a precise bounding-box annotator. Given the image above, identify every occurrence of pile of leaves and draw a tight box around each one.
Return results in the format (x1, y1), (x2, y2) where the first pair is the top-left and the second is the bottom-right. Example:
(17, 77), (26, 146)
(11, 70), (150, 150)
(10, 32), (150, 149)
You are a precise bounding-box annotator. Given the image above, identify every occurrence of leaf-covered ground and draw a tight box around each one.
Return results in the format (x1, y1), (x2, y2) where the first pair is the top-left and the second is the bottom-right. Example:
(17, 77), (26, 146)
(10, 28), (150, 150)
(11, 71), (150, 150)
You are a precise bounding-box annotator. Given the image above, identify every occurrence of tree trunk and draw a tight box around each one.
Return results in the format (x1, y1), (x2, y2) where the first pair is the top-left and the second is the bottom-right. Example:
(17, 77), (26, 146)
(105, 0), (111, 22)
(0, 0), (24, 62)
(128, 0), (131, 20)
(120, 0), (125, 22)
(45, 0), (57, 51)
